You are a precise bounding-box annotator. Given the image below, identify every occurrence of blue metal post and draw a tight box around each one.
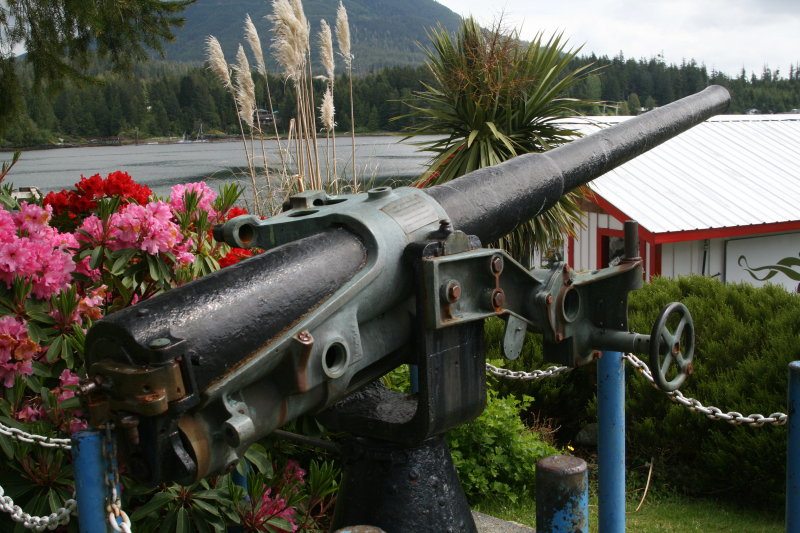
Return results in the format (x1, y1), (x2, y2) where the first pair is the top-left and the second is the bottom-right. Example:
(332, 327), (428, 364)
(536, 455), (588, 532)
(787, 361), (800, 533)
(71, 429), (110, 533)
(597, 350), (626, 533)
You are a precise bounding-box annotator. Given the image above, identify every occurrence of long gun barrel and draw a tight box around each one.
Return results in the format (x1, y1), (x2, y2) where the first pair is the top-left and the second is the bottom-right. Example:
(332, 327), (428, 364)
(82, 86), (730, 484)
(427, 85), (730, 243)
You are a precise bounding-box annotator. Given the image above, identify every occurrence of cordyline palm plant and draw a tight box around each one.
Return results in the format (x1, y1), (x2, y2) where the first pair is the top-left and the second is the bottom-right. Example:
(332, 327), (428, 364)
(400, 18), (600, 260)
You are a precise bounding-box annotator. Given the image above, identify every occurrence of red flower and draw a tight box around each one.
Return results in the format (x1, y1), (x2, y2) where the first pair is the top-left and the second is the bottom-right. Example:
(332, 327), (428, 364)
(225, 206), (250, 220)
(219, 248), (252, 268)
(45, 172), (153, 216)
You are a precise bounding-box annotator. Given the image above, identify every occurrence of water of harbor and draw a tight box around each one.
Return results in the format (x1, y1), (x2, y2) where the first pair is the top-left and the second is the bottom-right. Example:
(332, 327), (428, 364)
(0, 135), (438, 199)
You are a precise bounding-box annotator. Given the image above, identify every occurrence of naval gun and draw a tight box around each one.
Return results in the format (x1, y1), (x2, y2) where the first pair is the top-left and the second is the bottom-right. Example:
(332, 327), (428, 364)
(80, 87), (729, 517)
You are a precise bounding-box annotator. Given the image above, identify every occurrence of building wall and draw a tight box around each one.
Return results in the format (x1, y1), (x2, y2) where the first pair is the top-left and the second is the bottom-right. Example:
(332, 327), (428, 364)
(572, 207), (799, 290)
(571, 211), (624, 272)
(660, 239), (726, 279)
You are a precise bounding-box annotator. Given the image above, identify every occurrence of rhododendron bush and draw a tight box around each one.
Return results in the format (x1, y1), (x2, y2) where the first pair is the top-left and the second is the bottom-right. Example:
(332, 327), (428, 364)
(0, 172), (337, 532)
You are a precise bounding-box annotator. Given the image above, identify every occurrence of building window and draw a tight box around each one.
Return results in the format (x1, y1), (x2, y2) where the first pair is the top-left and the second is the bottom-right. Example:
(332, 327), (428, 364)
(601, 235), (626, 267)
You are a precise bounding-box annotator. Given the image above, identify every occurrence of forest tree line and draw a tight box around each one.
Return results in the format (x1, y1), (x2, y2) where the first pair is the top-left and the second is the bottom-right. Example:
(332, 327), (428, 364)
(3, 53), (799, 147)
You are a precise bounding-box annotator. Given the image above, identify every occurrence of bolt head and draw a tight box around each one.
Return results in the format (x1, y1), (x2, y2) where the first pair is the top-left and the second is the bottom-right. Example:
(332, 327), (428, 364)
(442, 280), (461, 303)
(490, 255), (504, 274)
(491, 289), (505, 309)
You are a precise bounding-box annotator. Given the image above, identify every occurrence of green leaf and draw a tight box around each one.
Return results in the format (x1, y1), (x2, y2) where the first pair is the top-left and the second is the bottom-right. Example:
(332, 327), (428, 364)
(467, 128), (479, 148)
(244, 443), (273, 475)
(45, 335), (63, 363)
(0, 434), (14, 459)
(58, 396), (81, 410)
(175, 507), (190, 533)
(26, 311), (56, 325)
(190, 497), (219, 516)
(111, 248), (138, 274)
(89, 246), (104, 270)
(147, 256), (161, 281)
(131, 491), (178, 521)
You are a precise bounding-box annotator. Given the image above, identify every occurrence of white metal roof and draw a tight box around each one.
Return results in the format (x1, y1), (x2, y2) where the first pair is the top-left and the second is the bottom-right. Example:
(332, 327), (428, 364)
(559, 114), (800, 234)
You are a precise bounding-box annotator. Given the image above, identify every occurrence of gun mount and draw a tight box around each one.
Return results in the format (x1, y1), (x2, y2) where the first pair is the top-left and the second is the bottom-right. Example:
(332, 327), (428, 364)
(80, 87), (728, 504)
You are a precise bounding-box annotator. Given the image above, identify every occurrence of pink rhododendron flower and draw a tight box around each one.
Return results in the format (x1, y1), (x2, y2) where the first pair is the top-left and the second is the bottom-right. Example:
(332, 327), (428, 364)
(76, 214), (106, 244)
(250, 489), (298, 533)
(75, 255), (101, 281)
(0, 316), (39, 387)
(283, 460), (306, 482)
(108, 202), (192, 259)
(0, 209), (15, 243)
(170, 181), (217, 215)
(16, 404), (46, 422)
(68, 418), (89, 434)
(55, 369), (82, 402)
(0, 203), (77, 300)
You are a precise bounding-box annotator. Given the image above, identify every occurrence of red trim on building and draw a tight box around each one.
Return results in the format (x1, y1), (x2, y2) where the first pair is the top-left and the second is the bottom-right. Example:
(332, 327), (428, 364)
(588, 190), (800, 245)
(567, 234), (575, 268)
(650, 241), (662, 278)
(585, 190), (799, 280)
(653, 220), (800, 243)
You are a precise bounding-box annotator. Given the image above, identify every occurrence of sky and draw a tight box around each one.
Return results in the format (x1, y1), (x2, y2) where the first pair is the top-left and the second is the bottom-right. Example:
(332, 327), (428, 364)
(435, 0), (799, 78)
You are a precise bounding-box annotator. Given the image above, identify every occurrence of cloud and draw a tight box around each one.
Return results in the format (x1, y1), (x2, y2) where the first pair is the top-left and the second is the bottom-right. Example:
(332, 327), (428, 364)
(436, 0), (800, 77)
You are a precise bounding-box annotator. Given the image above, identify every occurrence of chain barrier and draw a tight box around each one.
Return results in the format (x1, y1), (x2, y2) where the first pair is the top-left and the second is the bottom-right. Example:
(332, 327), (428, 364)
(104, 424), (133, 533)
(486, 356), (788, 427)
(623, 353), (788, 427)
(485, 362), (572, 381)
(0, 486), (76, 532)
(0, 420), (72, 450)
(0, 422), (76, 530)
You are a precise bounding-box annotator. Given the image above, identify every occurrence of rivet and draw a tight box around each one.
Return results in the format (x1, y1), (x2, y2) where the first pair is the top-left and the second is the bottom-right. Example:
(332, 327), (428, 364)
(490, 255), (504, 274)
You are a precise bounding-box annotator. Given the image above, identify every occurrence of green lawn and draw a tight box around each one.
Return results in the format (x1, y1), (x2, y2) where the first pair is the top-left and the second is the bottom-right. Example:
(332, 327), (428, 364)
(473, 493), (784, 532)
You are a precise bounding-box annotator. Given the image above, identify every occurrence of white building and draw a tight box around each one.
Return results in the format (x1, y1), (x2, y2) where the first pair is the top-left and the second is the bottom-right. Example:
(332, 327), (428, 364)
(562, 114), (800, 292)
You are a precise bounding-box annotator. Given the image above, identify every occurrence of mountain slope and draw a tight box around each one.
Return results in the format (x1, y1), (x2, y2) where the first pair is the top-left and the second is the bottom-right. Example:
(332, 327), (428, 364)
(162, 0), (463, 71)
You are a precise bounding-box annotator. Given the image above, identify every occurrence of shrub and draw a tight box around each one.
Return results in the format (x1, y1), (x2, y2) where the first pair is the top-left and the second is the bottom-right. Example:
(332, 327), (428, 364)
(0, 170), (341, 532)
(483, 275), (799, 506)
(446, 389), (560, 503)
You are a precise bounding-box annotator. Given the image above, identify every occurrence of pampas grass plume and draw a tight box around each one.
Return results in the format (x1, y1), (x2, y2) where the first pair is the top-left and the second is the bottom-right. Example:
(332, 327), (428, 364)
(244, 14), (267, 78)
(270, 0), (306, 81)
(206, 35), (233, 90)
(319, 19), (334, 82)
(291, 0), (310, 49)
(320, 86), (335, 131)
(234, 44), (256, 128)
(336, 1), (351, 68)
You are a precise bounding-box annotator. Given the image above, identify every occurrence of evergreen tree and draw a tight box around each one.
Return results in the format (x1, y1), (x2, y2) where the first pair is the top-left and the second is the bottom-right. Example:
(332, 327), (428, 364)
(0, 0), (193, 125)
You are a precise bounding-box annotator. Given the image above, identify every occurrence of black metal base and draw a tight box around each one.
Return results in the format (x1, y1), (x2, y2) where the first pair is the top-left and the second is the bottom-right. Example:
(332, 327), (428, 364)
(330, 435), (477, 533)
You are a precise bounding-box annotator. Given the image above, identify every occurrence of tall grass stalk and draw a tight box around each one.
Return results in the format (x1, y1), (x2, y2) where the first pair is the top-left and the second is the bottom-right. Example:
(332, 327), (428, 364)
(318, 19), (337, 190)
(244, 14), (288, 179)
(206, 1), (358, 215)
(205, 35), (262, 215)
(336, 1), (356, 185)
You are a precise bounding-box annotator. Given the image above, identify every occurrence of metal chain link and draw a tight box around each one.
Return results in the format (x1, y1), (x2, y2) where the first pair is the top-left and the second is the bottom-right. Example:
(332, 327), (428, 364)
(624, 353), (788, 427)
(104, 424), (133, 533)
(0, 421), (71, 450)
(487, 355), (788, 427)
(485, 362), (572, 381)
(0, 485), (76, 532)
(0, 421), (76, 530)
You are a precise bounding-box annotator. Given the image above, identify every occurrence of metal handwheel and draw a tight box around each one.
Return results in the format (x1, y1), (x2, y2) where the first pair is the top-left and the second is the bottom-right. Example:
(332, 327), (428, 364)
(649, 302), (695, 392)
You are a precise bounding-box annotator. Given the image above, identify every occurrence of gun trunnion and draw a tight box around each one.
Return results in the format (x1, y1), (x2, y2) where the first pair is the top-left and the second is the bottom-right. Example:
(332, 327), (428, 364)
(81, 86), (730, 485)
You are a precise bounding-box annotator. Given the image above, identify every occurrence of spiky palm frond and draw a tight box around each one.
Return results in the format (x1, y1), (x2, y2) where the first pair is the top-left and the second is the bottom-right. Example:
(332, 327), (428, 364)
(400, 18), (601, 259)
